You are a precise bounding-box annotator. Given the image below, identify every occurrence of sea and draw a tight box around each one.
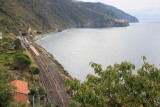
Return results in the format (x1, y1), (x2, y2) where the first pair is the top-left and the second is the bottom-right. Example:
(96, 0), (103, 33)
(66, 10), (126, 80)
(36, 21), (160, 81)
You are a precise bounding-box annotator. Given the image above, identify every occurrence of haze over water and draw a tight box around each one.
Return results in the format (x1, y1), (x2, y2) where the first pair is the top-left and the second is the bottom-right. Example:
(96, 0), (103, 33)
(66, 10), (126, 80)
(37, 22), (160, 81)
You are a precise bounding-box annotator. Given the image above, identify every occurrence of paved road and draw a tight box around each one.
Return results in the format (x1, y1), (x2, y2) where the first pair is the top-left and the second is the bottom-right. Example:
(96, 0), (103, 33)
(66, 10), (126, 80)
(22, 37), (71, 107)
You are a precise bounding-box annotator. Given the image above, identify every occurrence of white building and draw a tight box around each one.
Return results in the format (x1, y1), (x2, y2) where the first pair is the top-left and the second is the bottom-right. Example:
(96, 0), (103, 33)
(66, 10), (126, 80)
(0, 32), (2, 39)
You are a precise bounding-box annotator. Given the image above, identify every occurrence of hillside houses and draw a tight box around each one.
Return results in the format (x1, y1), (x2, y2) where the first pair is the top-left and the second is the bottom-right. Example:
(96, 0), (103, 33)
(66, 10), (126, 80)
(113, 18), (128, 23)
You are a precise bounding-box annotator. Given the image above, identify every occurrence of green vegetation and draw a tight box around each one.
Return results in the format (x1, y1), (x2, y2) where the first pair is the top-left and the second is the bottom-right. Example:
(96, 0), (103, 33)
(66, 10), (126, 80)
(29, 67), (40, 75)
(29, 87), (47, 106)
(0, 0), (139, 106)
(14, 53), (31, 71)
(0, 67), (14, 107)
(67, 57), (160, 107)
(0, 36), (20, 66)
(77, 2), (139, 23)
(0, 0), (134, 34)
(14, 39), (23, 50)
(29, 66), (40, 83)
(0, 34), (47, 106)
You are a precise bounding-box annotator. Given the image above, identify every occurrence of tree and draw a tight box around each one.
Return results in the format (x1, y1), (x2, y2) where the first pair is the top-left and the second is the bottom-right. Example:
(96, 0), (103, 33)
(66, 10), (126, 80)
(14, 53), (31, 71)
(14, 39), (23, 51)
(0, 67), (14, 107)
(29, 67), (40, 75)
(67, 58), (160, 107)
(29, 67), (40, 82)
(29, 87), (47, 106)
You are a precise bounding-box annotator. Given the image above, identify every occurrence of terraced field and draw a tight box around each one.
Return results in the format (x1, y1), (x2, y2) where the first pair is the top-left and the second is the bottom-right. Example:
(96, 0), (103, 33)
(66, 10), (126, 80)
(0, 36), (17, 65)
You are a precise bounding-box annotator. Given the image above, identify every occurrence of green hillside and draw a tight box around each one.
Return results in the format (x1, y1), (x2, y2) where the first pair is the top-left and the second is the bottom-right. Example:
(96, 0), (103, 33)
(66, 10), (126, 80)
(0, 0), (132, 35)
(76, 1), (139, 23)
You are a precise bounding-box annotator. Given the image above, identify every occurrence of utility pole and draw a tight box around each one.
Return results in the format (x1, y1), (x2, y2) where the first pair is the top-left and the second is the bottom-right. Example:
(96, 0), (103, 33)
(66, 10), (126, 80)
(36, 88), (41, 106)
(33, 95), (35, 107)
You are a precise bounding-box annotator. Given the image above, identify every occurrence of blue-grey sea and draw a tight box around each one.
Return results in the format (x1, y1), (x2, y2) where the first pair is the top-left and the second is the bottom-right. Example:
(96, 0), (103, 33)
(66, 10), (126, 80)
(37, 22), (160, 81)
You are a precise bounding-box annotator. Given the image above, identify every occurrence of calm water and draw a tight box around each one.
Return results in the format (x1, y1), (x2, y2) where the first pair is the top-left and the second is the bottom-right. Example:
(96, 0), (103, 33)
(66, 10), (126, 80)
(37, 22), (160, 81)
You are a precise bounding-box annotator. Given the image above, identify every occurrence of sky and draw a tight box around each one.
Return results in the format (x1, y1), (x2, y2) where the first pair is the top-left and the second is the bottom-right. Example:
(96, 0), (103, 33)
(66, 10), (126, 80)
(78, 0), (160, 21)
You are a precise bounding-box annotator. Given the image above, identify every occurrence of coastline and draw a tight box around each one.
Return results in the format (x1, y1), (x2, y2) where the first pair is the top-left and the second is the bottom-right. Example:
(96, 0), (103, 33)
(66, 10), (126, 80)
(33, 27), (71, 41)
(32, 24), (134, 81)
(33, 31), (73, 80)
(33, 31), (58, 41)
(33, 23), (132, 41)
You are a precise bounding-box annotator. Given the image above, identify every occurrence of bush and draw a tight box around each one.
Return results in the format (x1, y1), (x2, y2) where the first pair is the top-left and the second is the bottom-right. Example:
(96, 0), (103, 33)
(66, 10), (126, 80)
(14, 39), (23, 51)
(67, 58), (160, 107)
(14, 53), (31, 71)
(0, 67), (14, 107)
(29, 67), (40, 75)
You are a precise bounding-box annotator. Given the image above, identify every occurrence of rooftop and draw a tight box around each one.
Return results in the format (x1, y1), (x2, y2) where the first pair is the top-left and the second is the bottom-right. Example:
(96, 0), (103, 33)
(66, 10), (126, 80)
(10, 80), (28, 94)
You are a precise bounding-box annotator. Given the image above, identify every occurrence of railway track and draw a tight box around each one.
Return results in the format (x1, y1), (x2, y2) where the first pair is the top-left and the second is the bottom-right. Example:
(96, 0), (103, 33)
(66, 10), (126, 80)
(21, 37), (71, 107)
(36, 56), (66, 105)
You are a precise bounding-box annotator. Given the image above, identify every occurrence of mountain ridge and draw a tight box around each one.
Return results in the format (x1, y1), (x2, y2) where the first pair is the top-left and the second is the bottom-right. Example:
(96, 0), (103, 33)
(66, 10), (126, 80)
(75, 1), (139, 23)
(0, 0), (138, 35)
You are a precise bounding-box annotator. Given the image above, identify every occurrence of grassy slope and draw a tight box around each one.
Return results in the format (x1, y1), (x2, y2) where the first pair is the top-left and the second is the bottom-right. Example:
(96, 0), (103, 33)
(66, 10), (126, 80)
(77, 2), (139, 23)
(0, 34), (47, 106)
(0, 0), (129, 34)
(0, 35), (16, 65)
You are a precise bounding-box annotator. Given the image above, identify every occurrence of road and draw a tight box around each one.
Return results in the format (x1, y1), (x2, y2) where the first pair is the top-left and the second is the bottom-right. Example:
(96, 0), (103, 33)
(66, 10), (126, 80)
(21, 36), (71, 107)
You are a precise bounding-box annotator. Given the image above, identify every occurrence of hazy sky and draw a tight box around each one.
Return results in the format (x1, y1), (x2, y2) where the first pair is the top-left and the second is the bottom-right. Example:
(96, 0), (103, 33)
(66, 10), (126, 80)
(78, 0), (160, 20)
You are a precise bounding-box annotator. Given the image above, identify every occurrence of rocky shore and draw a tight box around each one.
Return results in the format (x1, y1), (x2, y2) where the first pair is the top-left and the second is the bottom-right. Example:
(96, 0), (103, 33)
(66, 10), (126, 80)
(33, 34), (73, 80)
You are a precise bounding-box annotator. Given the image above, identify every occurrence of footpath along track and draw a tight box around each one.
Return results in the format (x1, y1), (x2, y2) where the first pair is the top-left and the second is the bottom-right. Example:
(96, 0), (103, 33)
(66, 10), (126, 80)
(22, 37), (71, 107)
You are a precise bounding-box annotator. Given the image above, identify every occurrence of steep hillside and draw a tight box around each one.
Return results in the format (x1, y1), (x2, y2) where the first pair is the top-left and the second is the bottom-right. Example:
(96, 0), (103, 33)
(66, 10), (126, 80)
(76, 1), (139, 23)
(0, 0), (129, 35)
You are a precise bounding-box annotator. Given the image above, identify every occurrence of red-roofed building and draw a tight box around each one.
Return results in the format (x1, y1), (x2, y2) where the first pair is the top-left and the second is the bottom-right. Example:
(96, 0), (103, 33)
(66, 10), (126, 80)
(10, 80), (29, 105)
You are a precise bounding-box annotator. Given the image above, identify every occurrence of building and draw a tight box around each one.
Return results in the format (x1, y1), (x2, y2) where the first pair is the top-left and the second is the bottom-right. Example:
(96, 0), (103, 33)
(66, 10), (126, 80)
(0, 32), (2, 39)
(113, 18), (128, 23)
(10, 80), (29, 105)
